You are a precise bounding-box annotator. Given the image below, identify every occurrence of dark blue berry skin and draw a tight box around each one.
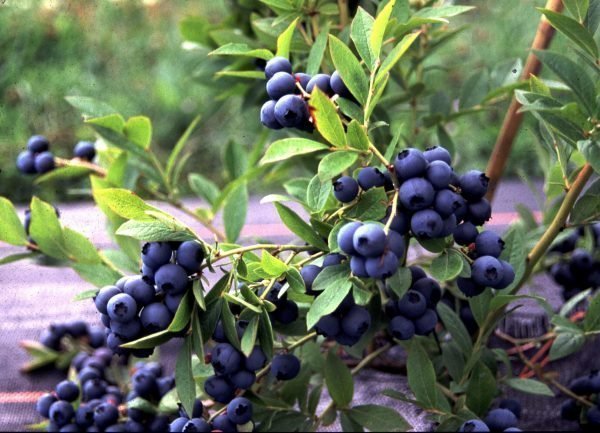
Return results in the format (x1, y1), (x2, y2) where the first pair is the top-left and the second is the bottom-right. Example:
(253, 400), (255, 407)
(411, 209), (443, 239)
(132, 369), (158, 398)
(498, 260), (515, 289)
(484, 408), (518, 431)
(414, 309), (438, 335)
(499, 399), (522, 419)
(56, 381), (79, 402)
(115, 276), (132, 290)
(423, 146), (451, 165)
(295, 73), (312, 90)
(75, 404), (95, 428)
(397, 290), (427, 319)
(157, 376), (176, 397)
(467, 199), (492, 226)
(353, 223), (386, 258)
(274, 94), (309, 128)
(170, 417), (189, 432)
(350, 255), (369, 278)
(94, 286), (121, 314)
(260, 283), (286, 307)
(155, 264), (189, 295)
(124, 277), (155, 307)
(273, 300), (299, 324)
(560, 399), (581, 421)
(227, 397), (253, 425)
(271, 354), (301, 381)
(389, 316), (415, 340)
(78, 367), (102, 384)
(458, 420), (490, 432)
(17, 151), (37, 174)
(335, 332), (360, 346)
(323, 253), (345, 267)
(165, 293), (184, 314)
(230, 370), (256, 390)
(59, 424), (80, 432)
(365, 251), (399, 279)
(569, 375), (594, 395)
(333, 176), (359, 203)
(330, 71), (352, 98)
(176, 241), (205, 275)
(212, 414), (237, 433)
(110, 315), (142, 340)
(204, 376), (235, 404)
(142, 242), (172, 270)
(411, 278), (441, 307)
(49, 401), (75, 428)
(457, 277), (484, 297)
(183, 418), (211, 432)
(337, 221), (363, 255)
(306, 73), (333, 95)
(399, 178), (435, 211)
(439, 214), (457, 237)
(357, 167), (386, 191)
(459, 170), (489, 201)
(475, 231), (505, 258)
(36, 393), (57, 417)
(260, 100), (283, 129)
(34, 151), (55, 174)
(341, 305), (371, 338)
(94, 403), (119, 430)
(315, 314), (341, 337)
(74, 141), (96, 161)
(301, 264), (322, 294)
(383, 207), (410, 234)
(40, 329), (61, 350)
(394, 148), (428, 180)
(434, 189), (464, 218)
(212, 343), (243, 375)
(212, 321), (227, 343)
(140, 303), (172, 333)
(266, 72), (297, 100)
(84, 378), (108, 400)
(453, 222), (479, 246)
(385, 230), (405, 259)
(410, 266), (427, 283)
(65, 321), (88, 338)
(245, 346), (267, 372)
(570, 248), (594, 273)
(27, 135), (50, 153)
(107, 293), (138, 323)
(265, 57), (292, 80)
(472, 256), (504, 288)
(426, 161), (453, 190)
(124, 420), (145, 432)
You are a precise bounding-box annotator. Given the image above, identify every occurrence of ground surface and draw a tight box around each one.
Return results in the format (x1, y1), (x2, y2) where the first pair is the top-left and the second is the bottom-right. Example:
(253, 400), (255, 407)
(0, 180), (543, 430)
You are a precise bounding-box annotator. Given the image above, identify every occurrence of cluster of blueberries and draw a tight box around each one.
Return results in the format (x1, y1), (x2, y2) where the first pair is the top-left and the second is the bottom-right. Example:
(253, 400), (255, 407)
(261, 281), (299, 325)
(455, 230), (515, 298)
(16, 134), (96, 175)
(169, 396), (253, 432)
(561, 370), (600, 427)
(384, 266), (441, 340)
(548, 224), (600, 301)
(259, 56), (352, 131)
(38, 320), (105, 353)
(459, 399), (523, 432)
(93, 240), (205, 357)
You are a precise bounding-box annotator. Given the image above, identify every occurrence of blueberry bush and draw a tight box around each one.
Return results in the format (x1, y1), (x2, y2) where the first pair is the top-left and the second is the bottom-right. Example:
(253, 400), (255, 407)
(2, 1), (600, 431)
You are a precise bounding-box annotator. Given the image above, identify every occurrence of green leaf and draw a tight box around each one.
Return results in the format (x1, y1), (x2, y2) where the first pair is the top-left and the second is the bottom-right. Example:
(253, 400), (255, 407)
(189, 173), (221, 207)
(29, 197), (68, 260)
(375, 31), (420, 86)
(442, 342), (465, 382)
(578, 140), (600, 175)
(216, 70), (265, 79)
(306, 175), (331, 211)
(306, 22), (330, 76)
(469, 289), (493, 327)
(260, 138), (329, 165)
(261, 251), (289, 277)
(309, 88), (347, 147)
(466, 362), (497, 416)
(127, 397), (157, 415)
(94, 188), (156, 220)
(63, 228), (101, 264)
(346, 120), (370, 151)
(564, 0), (590, 22)
(65, 96), (117, 118)
(386, 266), (412, 298)
(0, 252), (37, 266)
(258, 309), (274, 359)
(276, 18), (299, 58)
(116, 219), (196, 242)
(437, 302), (473, 354)
(121, 329), (173, 349)
(176, 336), (196, 418)
(499, 224), (527, 292)
(209, 43), (274, 60)
(223, 182), (248, 242)
(505, 378), (554, 397)
(346, 187), (388, 220)
(306, 281), (352, 329)
(224, 141), (248, 181)
(318, 152), (359, 181)
(274, 203), (328, 251)
(346, 405), (410, 432)
(168, 291), (193, 332)
(406, 340), (438, 409)
(460, 71), (489, 109)
(166, 115), (202, 182)
(241, 316), (259, 357)
(584, 292), (600, 331)
(550, 331), (585, 361)
(123, 116), (152, 149)
(329, 35), (369, 105)
(351, 8), (376, 70)
(221, 301), (241, 350)
(540, 8), (598, 58)
(371, 0), (395, 60)
(571, 177), (600, 223)
(325, 350), (354, 407)
(430, 249), (464, 281)
(0, 197), (27, 246)
(34, 166), (93, 185)
(312, 264), (351, 293)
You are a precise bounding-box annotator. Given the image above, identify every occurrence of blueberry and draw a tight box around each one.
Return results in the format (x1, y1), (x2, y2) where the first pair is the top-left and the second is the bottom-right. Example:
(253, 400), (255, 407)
(472, 256), (504, 288)
(94, 403), (119, 430)
(389, 316), (415, 340)
(333, 176), (359, 202)
(423, 146), (451, 165)
(330, 71), (352, 99)
(107, 293), (137, 323)
(569, 375), (593, 395)
(383, 207), (410, 234)
(467, 199), (492, 226)
(124, 277), (156, 307)
(212, 321), (227, 343)
(34, 151), (55, 174)
(183, 418), (211, 432)
(365, 251), (399, 279)
(165, 293), (184, 314)
(260, 283), (286, 307)
(385, 230), (405, 259)
(155, 264), (189, 295)
(140, 303), (172, 333)
(36, 393), (57, 417)
(497, 260), (515, 289)
(260, 100), (284, 129)
(267, 72), (297, 100)
(453, 222), (479, 246)
(132, 370), (158, 398)
(170, 417), (189, 432)
(78, 366), (102, 384)
(125, 420), (146, 432)
(230, 370), (256, 390)
(483, 408), (518, 431)
(475, 231), (505, 258)
(75, 404), (95, 428)
(40, 328), (61, 350)
(301, 264), (322, 294)
(27, 135), (50, 153)
(65, 320), (88, 338)
(457, 277), (485, 297)
(56, 381), (79, 402)
(460, 305), (479, 334)
(295, 73), (312, 90)
(570, 249), (594, 273)
(337, 221), (363, 255)
(560, 399), (580, 421)
(411, 278), (441, 307)
(550, 262), (577, 287)
(245, 346), (267, 372)
(212, 343), (243, 375)
(274, 300), (299, 324)
(271, 354), (301, 380)
(498, 399), (522, 419)
(353, 223), (386, 257)
(306, 73), (333, 95)
(59, 424), (81, 432)
(204, 376), (235, 404)
(435, 189), (464, 218)
(323, 253), (345, 267)
(409, 266), (427, 283)
(551, 231), (579, 253)
(341, 306), (371, 338)
(411, 209), (443, 239)
(439, 214), (458, 237)
(227, 397), (253, 425)
(84, 378), (108, 400)
(212, 414), (237, 433)
(394, 148), (428, 180)
(176, 241), (205, 274)
(426, 161), (452, 190)
(17, 151), (37, 174)
(142, 242), (173, 270)
(357, 167), (386, 191)
(397, 290), (427, 319)
(111, 318), (142, 340)
(459, 170), (489, 201)
(115, 276), (132, 290)
(274, 94), (309, 128)
(399, 178), (435, 211)
(335, 332), (360, 346)
(49, 401), (75, 428)
(414, 309), (438, 335)
(74, 141), (96, 161)
(315, 314), (341, 337)
(100, 314), (111, 328)
(350, 255), (369, 278)
(264, 56), (292, 80)
(458, 420), (490, 432)
(157, 376), (176, 397)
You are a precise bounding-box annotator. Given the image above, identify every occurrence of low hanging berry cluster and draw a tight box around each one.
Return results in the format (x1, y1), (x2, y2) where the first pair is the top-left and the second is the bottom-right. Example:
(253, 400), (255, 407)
(561, 370), (600, 428)
(37, 320), (105, 352)
(460, 399), (523, 432)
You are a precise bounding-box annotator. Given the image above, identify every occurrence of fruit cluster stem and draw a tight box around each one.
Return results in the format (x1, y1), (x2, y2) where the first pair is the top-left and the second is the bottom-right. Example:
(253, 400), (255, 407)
(55, 157), (108, 177)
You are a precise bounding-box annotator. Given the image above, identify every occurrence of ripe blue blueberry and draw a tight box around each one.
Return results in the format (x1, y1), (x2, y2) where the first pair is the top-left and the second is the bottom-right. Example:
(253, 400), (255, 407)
(411, 277), (441, 307)
(357, 167), (386, 191)
(413, 309), (437, 335)
(58, 424), (80, 432)
(457, 277), (485, 297)
(227, 397), (253, 425)
(176, 241), (205, 274)
(458, 420), (490, 432)
(49, 401), (75, 427)
(483, 408), (518, 432)
(434, 189), (464, 218)
(499, 399), (522, 419)
(27, 135), (50, 153)
(264, 56), (292, 80)
(333, 176), (359, 203)
(399, 178), (435, 211)
(74, 141), (96, 161)
(107, 293), (137, 323)
(383, 207), (409, 235)
(306, 73), (333, 95)
(341, 306), (371, 338)
(56, 380), (79, 402)
(315, 314), (341, 337)
(212, 414), (237, 432)
(271, 354), (301, 381)
(183, 418), (211, 432)
(212, 343), (243, 375)
(165, 293), (184, 314)
(295, 73), (312, 90)
(274, 94), (309, 128)
(155, 264), (189, 295)
(411, 209), (443, 239)
(467, 199), (492, 226)
(36, 393), (57, 417)
(78, 366), (102, 384)
(132, 369), (158, 398)
(353, 223), (386, 258)
(93, 403), (119, 430)
(385, 230), (405, 259)
(17, 151), (37, 174)
(170, 417), (189, 432)
(260, 283), (286, 307)
(245, 346), (267, 372)
(204, 376), (235, 404)
(65, 320), (87, 338)
(394, 148), (428, 180)
(409, 266), (427, 283)
(273, 300), (299, 324)
(141, 242), (172, 270)
(260, 100), (283, 129)
(111, 318), (142, 340)
(34, 151), (55, 174)
(423, 146), (451, 165)
(84, 378), (108, 400)
(142, 262), (156, 284)
(350, 255), (369, 278)
(453, 222), (479, 246)
(498, 260), (515, 289)
(300, 264), (322, 293)
(75, 404), (95, 428)
(337, 221), (363, 255)
(230, 370), (256, 390)
(365, 251), (399, 279)
(471, 256), (504, 288)
(124, 277), (155, 307)
(140, 303), (172, 333)
(459, 170), (489, 201)
(266, 72), (297, 100)
(439, 214), (458, 237)
(397, 290), (427, 319)
(560, 399), (580, 421)
(323, 253), (345, 267)
(388, 316), (415, 340)
(475, 231), (505, 258)
(330, 71), (352, 98)
(570, 248), (594, 273)
(426, 160), (453, 190)
(124, 420), (145, 432)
